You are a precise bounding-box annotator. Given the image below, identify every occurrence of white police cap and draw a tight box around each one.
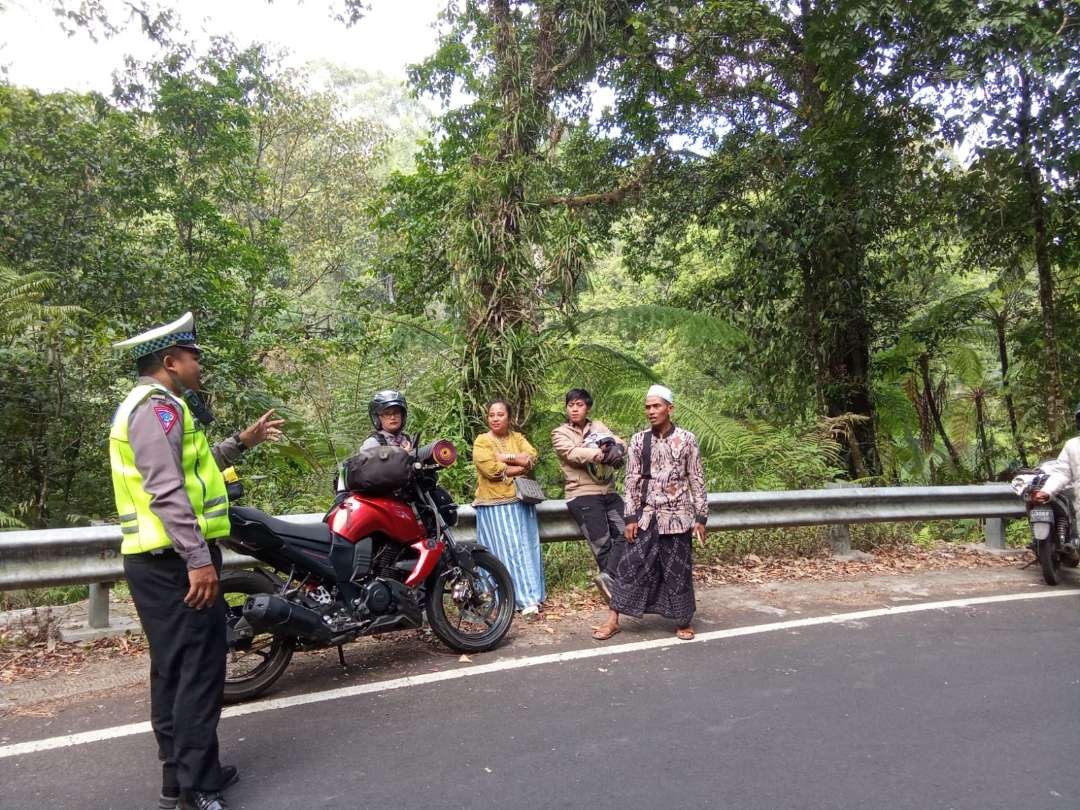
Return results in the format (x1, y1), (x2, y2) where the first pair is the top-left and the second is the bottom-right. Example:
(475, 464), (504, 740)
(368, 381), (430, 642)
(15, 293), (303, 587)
(113, 311), (202, 359)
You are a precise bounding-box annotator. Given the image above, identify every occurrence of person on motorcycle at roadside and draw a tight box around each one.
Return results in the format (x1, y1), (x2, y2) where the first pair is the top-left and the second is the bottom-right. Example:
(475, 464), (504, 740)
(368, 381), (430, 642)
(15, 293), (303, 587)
(361, 389), (414, 452)
(1032, 403), (1080, 521)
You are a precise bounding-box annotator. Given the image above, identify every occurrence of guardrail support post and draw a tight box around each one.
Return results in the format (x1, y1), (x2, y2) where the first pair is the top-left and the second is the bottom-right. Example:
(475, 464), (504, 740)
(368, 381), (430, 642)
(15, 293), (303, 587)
(826, 482), (858, 557)
(88, 582), (111, 629)
(984, 518), (1006, 551)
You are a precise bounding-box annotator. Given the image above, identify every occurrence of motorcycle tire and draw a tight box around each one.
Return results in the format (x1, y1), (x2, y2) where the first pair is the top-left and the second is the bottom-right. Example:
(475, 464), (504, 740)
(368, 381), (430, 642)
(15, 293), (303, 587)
(426, 549), (515, 653)
(221, 569), (294, 703)
(1038, 539), (1061, 586)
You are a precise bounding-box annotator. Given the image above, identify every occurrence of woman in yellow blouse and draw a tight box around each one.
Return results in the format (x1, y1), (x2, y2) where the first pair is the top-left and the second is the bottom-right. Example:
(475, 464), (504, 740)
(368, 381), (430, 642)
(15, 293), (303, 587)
(472, 399), (545, 618)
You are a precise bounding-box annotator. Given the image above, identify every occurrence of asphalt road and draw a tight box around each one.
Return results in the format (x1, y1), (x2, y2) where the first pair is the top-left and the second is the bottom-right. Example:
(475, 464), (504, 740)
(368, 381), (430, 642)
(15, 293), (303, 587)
(3, 592), (1079, 810)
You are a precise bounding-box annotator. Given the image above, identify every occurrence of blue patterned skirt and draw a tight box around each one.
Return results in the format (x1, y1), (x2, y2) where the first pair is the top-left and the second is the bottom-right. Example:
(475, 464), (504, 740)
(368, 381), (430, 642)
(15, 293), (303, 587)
(475, 501), (546, 610)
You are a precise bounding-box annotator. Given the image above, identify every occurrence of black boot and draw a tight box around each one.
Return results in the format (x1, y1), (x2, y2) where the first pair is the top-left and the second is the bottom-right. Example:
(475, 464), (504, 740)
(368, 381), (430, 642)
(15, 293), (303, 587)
(159, 763), (180, 810)
(180, 792), (231, 810)
(164, 766), (238, 810)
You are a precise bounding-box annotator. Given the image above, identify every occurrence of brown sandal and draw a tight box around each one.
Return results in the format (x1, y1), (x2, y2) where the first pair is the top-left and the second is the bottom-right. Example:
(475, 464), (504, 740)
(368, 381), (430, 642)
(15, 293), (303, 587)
(675, 627), (695, 641)
(592, 624), (621, 641)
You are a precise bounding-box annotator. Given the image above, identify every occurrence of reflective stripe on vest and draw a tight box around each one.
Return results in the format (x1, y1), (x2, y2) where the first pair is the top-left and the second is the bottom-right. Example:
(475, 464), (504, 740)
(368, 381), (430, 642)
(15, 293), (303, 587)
(109, 383), (230, 554)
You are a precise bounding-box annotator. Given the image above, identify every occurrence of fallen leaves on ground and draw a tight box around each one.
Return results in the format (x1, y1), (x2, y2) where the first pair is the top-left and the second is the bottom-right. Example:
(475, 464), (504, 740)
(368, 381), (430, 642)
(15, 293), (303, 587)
(0, 632), (147, 686)
(0, 545), (1031, 687)
(696, 545), (1024, 587)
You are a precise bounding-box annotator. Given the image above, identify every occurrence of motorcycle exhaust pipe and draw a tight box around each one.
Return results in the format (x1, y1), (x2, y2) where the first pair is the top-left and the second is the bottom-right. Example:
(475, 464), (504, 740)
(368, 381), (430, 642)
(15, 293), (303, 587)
(243, 594), (332, 641)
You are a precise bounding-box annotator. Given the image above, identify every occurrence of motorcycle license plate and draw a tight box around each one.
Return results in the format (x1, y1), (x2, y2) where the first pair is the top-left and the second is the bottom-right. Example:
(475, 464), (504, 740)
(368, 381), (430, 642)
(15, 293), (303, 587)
(1029, 508), (1054, 522)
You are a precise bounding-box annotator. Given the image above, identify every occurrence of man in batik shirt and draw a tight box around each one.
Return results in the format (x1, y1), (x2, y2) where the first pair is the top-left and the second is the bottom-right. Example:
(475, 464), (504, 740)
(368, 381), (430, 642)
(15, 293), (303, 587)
(592, 384), (708, 641)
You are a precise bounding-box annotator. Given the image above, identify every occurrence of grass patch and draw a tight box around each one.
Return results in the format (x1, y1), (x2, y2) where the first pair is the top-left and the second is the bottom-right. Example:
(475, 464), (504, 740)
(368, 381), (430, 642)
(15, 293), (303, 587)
(0, 585), (89, 611)
(1006, 519), (1033, 548)
(698, 527), (830, 564)
(0, 581), (133, 612)
(542, 541), (599, 591)
(540, 518), (995, 591)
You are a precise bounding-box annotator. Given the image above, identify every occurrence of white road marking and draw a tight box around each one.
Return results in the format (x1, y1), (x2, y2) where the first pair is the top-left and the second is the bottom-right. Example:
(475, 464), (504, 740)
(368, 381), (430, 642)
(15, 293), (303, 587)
(2, 588), (1077, 759)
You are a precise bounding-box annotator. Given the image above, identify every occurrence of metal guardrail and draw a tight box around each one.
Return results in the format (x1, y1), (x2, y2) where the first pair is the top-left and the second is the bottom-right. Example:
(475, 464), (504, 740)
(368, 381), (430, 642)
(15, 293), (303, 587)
(0, 485), (1026, 629)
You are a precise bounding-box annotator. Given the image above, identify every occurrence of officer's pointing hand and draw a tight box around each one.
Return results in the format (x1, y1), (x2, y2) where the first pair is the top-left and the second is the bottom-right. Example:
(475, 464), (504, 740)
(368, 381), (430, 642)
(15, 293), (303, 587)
(239, 409), (286, 448)
(185, 564), (219, 609)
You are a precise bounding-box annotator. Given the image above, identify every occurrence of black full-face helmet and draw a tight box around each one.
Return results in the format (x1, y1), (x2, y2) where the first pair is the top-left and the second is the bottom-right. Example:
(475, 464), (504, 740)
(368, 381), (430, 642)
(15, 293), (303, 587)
(369, 389), (408, 431)
(1074, 401), (1080, 433)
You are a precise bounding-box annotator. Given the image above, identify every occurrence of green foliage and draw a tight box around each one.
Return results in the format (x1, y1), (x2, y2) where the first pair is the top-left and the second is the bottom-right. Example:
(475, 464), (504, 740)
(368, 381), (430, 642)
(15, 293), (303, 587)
(376, 1), (652, 431)
(1, 1), (1076, 554)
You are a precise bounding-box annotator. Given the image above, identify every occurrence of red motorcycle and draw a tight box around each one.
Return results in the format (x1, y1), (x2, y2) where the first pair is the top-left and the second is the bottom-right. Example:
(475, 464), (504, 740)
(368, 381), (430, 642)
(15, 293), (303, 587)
(219, 439), (514, 702)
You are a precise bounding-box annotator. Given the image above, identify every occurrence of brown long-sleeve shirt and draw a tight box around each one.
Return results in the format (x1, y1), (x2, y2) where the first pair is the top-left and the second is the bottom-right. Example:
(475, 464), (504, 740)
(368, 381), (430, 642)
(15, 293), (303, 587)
(623, 424), (708, 534)
(127, 376), (247, 569)
(551, 419), (626, 499)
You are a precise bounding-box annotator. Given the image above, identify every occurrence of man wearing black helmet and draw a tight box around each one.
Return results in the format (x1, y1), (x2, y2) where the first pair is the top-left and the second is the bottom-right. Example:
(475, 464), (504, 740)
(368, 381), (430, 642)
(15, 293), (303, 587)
(1032, 403), (1080, 520)
(361, 389), (414, 452)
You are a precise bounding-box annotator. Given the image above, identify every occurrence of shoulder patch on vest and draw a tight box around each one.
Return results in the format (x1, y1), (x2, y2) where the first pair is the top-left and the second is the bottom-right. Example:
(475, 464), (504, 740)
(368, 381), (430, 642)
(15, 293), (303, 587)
(154, 403), (179, 434)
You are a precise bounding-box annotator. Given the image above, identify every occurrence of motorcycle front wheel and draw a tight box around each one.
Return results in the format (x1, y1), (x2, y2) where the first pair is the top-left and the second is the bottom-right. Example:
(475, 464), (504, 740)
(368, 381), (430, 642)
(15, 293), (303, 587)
(1038, 538), (1061, 586)
(221, 569), (294, 702)
(426, 549), (515, 653)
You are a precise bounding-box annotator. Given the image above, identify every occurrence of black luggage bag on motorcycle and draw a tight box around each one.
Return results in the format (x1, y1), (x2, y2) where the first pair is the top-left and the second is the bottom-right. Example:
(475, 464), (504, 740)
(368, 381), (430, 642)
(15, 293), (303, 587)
(340, 445), (414, 495)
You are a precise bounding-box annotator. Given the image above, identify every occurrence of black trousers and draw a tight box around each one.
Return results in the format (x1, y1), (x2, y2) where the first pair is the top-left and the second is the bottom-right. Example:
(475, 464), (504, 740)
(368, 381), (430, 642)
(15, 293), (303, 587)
(567, 492), (626, 575)
(124, 545), (227, 793)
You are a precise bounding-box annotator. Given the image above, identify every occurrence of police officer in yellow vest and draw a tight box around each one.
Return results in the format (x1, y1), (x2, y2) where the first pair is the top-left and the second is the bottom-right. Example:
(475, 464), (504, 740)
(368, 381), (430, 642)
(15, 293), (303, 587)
(110, 312), (282, 810)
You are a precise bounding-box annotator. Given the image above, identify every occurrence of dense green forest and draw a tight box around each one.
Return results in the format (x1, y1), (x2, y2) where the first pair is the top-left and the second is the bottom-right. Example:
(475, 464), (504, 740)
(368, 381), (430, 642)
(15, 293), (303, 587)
(1, 0), (1077, 532)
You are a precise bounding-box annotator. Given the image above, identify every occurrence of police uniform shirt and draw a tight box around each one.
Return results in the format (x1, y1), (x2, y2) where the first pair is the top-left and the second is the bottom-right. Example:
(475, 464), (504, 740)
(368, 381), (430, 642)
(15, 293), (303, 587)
(127, 376), (247, 570)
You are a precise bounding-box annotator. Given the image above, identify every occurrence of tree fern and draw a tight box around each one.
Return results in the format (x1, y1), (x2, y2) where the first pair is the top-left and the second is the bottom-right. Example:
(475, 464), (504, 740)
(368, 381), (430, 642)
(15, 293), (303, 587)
(0, 509), (26, 529)
(0, 266), (79, 339)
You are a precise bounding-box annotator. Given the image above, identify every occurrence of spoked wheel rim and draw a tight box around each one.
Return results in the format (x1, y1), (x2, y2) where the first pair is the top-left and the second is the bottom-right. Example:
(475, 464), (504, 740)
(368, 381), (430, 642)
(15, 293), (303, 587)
(440, 567), (503, 639)
(223, 594), (291, 686)
(219, 570), (293, 702)
(427, 550), (515, 651)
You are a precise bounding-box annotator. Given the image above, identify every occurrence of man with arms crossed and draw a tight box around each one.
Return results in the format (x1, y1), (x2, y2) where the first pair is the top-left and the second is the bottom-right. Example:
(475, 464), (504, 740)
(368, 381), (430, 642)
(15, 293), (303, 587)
(552, 388), (627, 602)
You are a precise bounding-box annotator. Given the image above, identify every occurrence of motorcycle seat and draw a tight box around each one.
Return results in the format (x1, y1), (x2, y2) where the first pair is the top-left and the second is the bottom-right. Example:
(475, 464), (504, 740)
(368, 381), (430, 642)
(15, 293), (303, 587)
(230, 506), (331, 545)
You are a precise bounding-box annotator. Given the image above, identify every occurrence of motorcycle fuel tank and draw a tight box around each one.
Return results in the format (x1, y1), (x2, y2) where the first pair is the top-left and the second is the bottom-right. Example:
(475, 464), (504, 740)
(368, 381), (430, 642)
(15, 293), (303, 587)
(329, 494), (427, 545)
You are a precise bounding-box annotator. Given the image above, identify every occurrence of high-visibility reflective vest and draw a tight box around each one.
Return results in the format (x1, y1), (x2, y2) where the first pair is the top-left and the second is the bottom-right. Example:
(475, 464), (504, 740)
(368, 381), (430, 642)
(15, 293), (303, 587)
(109, 383), (230, 554)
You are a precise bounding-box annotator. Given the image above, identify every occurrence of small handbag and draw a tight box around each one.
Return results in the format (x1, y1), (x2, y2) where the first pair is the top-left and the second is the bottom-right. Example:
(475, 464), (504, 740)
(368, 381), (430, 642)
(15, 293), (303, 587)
(514, 477), (546, 505)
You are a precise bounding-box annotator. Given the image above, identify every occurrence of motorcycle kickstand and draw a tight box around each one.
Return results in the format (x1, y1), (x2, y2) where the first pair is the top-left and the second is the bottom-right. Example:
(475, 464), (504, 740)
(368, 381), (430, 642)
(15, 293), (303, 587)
(337, 645), (347, 668)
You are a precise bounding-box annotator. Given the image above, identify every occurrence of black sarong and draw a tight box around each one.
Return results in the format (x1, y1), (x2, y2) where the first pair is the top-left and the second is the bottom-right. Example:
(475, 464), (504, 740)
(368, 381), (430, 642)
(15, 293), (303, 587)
(610, 525), (695, 626)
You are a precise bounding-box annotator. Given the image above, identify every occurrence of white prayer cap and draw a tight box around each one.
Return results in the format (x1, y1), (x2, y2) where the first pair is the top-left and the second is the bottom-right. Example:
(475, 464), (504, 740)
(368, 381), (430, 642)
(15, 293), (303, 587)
(645, 384), (673, 404)
(113, 311), (202, 358)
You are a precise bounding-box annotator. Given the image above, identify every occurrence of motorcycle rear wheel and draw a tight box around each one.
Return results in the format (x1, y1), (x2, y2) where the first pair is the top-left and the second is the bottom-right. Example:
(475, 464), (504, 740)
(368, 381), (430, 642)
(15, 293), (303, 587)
(426, 549), (514, 653)
(221, 569), (294, 702)
(1038, 538), (1061, 586)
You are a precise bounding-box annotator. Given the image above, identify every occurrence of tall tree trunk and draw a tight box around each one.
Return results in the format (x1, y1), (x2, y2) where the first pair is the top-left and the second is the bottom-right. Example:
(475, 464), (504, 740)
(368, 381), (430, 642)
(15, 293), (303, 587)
(992, 307), (1028, 466)
(1018, 64), (1064, 441)
(919, 352), (963, 471)
(795, 0), (880, 478)
(973, 391), (994, 480)
(822, 312), (878, 478)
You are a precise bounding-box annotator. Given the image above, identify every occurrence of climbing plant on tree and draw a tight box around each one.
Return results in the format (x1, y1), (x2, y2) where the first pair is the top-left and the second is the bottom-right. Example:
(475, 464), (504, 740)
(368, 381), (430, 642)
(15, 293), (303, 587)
(376, 0), (655, 431)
